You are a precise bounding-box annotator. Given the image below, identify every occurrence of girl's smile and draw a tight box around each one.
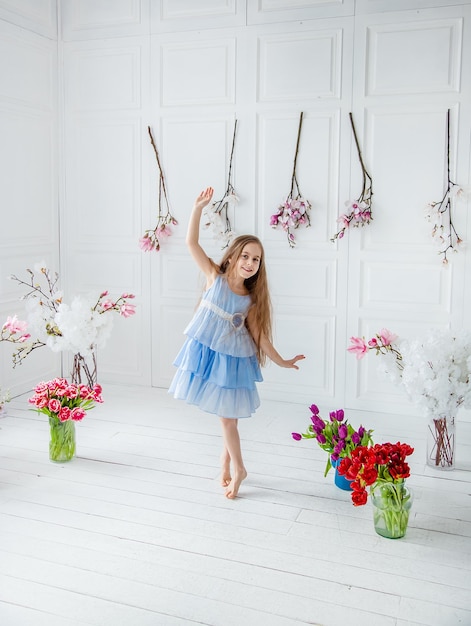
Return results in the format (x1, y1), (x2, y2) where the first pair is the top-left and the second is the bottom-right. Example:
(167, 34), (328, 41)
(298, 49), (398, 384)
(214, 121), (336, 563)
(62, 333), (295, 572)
(235, 243), (261, 277)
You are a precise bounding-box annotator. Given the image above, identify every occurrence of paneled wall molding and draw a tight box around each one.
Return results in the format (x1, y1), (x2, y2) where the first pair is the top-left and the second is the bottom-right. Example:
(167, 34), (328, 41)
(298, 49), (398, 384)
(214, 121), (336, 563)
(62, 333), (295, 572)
(257, 28), (343, 102)
(0, 7), (58, 395)
(64, 42), (143, 112)
(1, 0), (470, 420)
(0, 0), (57, 38)
(160, 37), (236, 106)
(61, 0), (150, 40)
(0, 20), (56, 111)
(366, 18), (462, 96)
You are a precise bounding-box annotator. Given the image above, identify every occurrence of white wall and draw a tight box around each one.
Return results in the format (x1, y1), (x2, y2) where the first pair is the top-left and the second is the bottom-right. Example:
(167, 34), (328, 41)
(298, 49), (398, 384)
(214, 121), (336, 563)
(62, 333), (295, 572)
(0, 0), (59, 396)
(1, 0), (470, 421)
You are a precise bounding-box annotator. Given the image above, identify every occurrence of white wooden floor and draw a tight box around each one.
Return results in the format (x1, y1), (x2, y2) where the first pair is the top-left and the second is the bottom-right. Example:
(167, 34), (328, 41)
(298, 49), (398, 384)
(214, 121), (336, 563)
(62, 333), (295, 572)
(0, 385), (470, 626)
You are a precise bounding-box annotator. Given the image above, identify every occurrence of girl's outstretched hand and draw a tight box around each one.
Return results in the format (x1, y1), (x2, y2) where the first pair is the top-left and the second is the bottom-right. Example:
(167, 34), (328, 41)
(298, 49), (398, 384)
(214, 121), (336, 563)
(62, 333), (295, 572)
(282, 354), (306, 370)
(194, 187), (214, 212)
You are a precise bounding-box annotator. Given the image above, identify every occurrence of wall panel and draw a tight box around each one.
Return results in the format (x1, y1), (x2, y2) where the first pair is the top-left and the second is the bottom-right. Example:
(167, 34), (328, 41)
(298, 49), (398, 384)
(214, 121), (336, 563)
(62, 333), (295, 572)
(0, 26), (55, 108)
(257, 29), (342, 101)
(152, 0), (246, 32)
(257, 110), (341, 247)
(0, 0), (56, 38)
(248, 0), (354, 23)
(65, 45), (142, 111)
(160, 38), (236, 106)
(263, 313), (336, 401)
(61, 35), (152, 386)
(66, 117), (141, 245)
(366, 18), (462, 95)
(0, 18), (58, 395)
(346, 3), (471, 415)
(61, 0), (149, 40)
(357, 0), (471, 14)
(361, 106), (457, 252)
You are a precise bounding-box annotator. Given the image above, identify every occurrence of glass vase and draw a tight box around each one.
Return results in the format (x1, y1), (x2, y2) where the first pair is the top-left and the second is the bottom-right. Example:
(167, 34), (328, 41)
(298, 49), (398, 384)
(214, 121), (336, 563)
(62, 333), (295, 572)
(426, 413), (455, 470)
(49, 417), (76, 462)
(71, 347), (97, 387)
(371, 482), (413, 539)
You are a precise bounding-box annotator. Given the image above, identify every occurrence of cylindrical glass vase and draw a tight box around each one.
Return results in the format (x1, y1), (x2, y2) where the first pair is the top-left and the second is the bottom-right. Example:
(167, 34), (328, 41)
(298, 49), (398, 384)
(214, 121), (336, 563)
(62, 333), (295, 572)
(49, 417), (76, 462)
(426, 414), (455, 470)
(371, 482), (413, 539)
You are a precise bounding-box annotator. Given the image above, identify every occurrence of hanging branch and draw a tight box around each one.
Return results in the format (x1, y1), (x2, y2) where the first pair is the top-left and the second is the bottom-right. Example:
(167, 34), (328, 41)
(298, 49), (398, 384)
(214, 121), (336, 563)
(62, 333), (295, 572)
(139, 126), (179, 252)
(424, 109), (464, 265)
(331, 112), (373, 242)
(269, 111), (312, 248)
(203, 119), (239, 249)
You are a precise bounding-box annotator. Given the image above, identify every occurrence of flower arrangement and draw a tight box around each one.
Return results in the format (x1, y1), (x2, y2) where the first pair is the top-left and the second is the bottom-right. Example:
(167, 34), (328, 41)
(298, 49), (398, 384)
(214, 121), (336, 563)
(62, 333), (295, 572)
(270, 112), (312, 248)
(3, 263), (136, 385)
(140, 125), (178, 252)
(348, 328), (471, 415)
(29, 377), (103, 422)
(331, 112), (373, 243)
(348, 327), (471, 469)
(338, 442), (414, 505)
(292, 403), (373, 477)
(203, 120), (239, 249)
(338, 442), (414, 538)
(424, 109), (465, 264)
(29, 377), (103, 461)
(270, 196), (311, 248)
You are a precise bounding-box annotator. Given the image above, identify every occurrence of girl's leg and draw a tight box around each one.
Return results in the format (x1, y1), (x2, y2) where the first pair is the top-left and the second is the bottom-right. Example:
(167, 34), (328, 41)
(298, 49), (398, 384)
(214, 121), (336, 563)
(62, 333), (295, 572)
(220, 445), (231, 487)
(219, 417), (247, 499)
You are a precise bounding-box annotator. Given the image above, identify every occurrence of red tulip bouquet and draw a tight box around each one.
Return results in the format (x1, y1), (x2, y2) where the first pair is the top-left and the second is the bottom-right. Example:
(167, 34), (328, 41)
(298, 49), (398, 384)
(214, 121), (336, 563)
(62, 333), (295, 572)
(338, 441), (414, 538)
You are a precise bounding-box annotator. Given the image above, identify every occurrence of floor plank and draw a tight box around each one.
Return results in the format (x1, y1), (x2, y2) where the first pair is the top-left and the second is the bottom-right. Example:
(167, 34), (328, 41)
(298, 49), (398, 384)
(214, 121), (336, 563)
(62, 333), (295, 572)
(0, 385), (470, 625)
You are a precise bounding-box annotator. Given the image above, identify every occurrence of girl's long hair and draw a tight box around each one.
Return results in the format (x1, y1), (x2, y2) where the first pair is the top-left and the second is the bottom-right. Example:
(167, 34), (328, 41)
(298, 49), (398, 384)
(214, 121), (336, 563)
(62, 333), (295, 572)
(214, 235), (273, 366)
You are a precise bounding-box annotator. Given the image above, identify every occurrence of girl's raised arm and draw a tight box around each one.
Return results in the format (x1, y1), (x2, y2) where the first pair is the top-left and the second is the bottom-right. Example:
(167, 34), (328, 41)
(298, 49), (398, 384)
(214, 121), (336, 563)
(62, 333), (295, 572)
(186, 187), (217, 280)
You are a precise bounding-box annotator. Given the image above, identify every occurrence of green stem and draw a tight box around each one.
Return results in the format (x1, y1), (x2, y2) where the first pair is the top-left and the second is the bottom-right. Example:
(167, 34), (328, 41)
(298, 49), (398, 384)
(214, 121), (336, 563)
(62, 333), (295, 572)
(49, 417), (76, 462)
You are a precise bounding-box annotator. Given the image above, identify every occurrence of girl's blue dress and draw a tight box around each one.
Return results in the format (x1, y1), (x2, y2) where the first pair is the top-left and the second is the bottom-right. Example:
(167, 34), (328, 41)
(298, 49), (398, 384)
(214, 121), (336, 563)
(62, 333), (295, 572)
(169, 274), (263, 418)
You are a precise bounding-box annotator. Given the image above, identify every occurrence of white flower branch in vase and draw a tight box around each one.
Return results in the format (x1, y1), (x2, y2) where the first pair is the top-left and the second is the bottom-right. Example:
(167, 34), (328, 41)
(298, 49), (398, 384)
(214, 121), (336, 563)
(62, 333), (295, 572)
(348, 327), (471, 470)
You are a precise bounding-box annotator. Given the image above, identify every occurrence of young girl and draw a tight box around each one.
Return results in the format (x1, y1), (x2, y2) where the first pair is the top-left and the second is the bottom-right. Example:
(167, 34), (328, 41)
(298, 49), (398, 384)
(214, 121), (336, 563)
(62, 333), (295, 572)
(169, 187), (305, 498)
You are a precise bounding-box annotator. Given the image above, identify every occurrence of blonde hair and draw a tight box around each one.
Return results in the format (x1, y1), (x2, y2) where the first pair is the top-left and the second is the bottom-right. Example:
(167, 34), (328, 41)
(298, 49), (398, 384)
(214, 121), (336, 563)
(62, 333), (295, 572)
(214, 235), (273, 366)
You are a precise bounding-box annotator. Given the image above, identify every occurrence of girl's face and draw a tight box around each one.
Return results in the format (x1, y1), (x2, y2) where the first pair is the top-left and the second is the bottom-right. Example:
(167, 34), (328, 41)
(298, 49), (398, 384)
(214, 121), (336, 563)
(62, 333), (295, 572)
(232, 242), (262, 280)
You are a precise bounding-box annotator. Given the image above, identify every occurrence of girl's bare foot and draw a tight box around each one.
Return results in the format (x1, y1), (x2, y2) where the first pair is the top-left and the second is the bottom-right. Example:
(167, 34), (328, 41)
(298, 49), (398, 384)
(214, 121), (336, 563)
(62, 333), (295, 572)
(221, 469), (231, 487)
(225, 469), (247, 499)
(220, 449), (231, 487)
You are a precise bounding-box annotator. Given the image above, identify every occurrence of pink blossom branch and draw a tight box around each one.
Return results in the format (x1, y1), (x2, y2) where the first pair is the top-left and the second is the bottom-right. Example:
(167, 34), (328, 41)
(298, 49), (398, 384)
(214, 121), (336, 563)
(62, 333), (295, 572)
(140, 126), (178, 252)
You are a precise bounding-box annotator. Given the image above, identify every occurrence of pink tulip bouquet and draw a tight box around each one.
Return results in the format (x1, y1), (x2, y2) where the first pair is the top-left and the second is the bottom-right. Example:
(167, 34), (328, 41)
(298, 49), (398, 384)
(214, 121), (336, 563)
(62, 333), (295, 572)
(29, 377), (104, 461)
(29, 377), (103, 422)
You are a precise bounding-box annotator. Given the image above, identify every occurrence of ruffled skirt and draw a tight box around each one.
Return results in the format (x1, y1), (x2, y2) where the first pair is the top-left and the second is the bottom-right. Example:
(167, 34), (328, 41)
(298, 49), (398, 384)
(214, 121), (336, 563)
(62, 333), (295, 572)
(169, 338), (262, 418)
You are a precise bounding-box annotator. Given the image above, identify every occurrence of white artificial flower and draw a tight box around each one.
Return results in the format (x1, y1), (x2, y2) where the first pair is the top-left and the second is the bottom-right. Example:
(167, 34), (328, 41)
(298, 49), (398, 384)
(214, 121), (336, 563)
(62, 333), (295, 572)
(399, 329), (471, 414)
